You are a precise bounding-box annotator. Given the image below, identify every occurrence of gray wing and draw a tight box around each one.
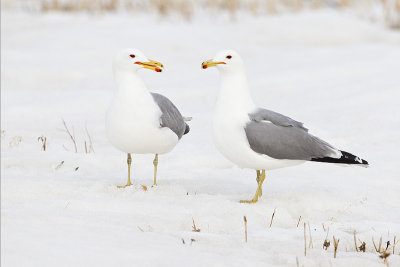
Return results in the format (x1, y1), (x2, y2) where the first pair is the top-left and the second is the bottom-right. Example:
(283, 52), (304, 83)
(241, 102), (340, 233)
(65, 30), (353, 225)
(151, 93), (189, 139)
(245, 109), (338, 160)
(249, 108), (308, 131)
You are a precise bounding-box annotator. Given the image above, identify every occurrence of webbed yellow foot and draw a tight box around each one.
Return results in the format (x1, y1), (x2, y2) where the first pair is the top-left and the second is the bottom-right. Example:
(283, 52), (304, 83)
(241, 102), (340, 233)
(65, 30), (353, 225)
(240, 170), (266, 204)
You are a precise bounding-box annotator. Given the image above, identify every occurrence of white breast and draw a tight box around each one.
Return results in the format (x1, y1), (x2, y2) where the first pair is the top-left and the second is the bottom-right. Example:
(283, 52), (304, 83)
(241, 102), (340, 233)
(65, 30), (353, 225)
(106, 78), (178, 155)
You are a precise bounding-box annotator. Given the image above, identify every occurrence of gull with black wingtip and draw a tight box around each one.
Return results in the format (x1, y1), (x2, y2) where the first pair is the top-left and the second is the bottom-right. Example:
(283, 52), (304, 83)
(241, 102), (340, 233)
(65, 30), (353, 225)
(202, 50), (368, 203)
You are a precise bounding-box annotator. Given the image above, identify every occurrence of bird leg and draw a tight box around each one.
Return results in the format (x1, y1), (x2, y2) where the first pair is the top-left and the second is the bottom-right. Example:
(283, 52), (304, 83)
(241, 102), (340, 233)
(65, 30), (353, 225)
(152, 154), (158, 186)
(256, 170), (262, 196)
(118, 153), (133, 188)
(240, 169), (266, 203)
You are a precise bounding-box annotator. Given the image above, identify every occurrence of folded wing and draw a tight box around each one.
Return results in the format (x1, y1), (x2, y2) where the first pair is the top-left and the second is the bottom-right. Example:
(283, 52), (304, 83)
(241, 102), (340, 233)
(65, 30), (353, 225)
(245, 108), (339, 160)
(151, 93), (190, 139)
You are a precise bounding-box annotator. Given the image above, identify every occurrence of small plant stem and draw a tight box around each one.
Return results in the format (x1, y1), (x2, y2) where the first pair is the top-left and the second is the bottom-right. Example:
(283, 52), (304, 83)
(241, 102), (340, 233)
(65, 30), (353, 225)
(308, 222), (313, 248)
(62, 119), (77, 153)
(354, 231), (359, 252)
(333, 236), (340, 258)
(297, 216), (301, 227)
(244, 216), (247, 243)
(269, 208), (276, 227)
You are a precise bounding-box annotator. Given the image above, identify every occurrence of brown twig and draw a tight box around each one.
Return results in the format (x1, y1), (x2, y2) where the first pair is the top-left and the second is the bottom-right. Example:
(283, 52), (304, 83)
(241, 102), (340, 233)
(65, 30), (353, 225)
(297, 216), (302, 227)
(192, 218), (200, 232)
(308, 222), (313, 248)
(373, 236), (383, 253)
(333, 236), (340, 258)
(244, 216), (247, 243)
(373, 237), (379, 252)
(62, 119), (77, 153)
(269, 208), (276, 227)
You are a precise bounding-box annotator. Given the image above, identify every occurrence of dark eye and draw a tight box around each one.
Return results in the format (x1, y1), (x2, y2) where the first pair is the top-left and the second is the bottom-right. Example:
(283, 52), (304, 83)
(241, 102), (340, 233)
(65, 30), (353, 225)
(130, 54), (135, 58)
(226, 55), (232, 59)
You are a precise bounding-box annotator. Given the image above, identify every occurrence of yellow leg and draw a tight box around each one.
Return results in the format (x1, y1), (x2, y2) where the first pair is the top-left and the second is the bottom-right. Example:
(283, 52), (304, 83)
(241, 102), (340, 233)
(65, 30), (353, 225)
(240, 169), (266, 203)
(152, 154), (158, 186)
(118, 153), (133, 188)
(256, 170), (262, 196)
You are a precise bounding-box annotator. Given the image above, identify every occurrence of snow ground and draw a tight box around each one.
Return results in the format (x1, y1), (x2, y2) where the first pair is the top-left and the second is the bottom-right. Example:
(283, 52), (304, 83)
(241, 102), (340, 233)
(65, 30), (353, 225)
(2, 9), (400, 267)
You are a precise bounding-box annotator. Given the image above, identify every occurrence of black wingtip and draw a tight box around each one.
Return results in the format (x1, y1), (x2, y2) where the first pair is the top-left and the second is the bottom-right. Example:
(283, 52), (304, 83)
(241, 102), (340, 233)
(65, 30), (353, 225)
(184, 124), (190, 135)
(311, 150), (368, 166)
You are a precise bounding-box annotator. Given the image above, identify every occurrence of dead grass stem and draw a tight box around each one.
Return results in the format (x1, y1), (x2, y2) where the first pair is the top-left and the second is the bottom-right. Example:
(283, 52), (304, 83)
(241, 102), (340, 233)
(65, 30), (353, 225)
(62, 119), (77, 153)
(269, 208), (276, 227)
(244, 216), (247, 243)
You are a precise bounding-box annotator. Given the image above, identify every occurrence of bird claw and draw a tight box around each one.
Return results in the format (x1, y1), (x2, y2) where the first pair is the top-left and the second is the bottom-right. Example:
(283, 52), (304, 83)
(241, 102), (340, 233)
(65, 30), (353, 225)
(117, 182), (133, 188)
(240, 199), (258, 204)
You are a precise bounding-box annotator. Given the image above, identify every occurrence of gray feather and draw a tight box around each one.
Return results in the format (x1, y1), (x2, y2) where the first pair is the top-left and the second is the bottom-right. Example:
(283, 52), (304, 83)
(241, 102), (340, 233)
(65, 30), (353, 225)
(245, 111), (337, 160)
(249, 108), (308, 131)
(151, 93), (189, 139)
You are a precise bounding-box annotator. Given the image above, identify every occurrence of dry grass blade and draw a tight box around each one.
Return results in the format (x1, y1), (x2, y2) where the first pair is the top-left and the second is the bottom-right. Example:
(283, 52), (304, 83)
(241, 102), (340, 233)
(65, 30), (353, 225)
(373, 236), (383, 253)
(354, 231), (359, 252)
(373, 237), (379, 252)
(62, 119), (77, 153)
(333, 236), (340, 258)
(85, 123), (95, 153)
(244, 216), (247, 243)
(297, 216), (302, 227)
(269, 208), (276, 227)
(308, 222), (313, 248)
(384, 237), (400, 254)
(192, 218), (200, 232)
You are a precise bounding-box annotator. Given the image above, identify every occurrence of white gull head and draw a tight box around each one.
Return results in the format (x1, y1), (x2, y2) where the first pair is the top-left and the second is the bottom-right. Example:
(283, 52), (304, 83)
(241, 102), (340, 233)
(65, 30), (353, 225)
(113, 48), (163, 74)
(202, 49), (245, 74)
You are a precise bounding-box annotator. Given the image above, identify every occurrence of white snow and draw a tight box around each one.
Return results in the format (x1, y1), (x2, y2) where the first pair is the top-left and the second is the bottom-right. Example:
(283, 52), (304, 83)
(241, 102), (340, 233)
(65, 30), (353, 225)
(2, 10), (400, 267)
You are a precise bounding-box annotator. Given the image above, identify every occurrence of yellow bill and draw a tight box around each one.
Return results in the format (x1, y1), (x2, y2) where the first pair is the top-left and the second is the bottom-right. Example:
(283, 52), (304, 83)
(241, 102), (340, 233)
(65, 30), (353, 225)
(202, 59), (226, 69)
(135, 59), (164, 72)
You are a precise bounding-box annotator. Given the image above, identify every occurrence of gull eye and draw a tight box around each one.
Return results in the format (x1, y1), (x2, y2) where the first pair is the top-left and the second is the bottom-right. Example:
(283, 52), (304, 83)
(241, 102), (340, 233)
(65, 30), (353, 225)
(226, 55), (232, 59)
(130, 54), (135, 58)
